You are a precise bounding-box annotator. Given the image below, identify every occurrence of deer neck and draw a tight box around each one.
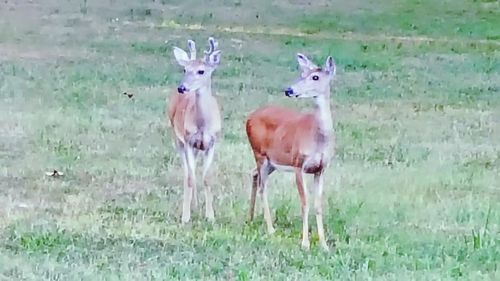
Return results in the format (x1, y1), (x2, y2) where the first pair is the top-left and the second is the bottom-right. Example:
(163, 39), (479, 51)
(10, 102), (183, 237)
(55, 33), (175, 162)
(194, 83), (213, 127)
(313, 89), (333, 134)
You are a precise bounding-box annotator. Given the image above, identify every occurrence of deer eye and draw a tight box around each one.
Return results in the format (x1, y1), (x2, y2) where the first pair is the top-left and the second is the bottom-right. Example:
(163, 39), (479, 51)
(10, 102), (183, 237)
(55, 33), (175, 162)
(183, 69), (186, 73)
(197, 70), (205, 75)
(312, 75), (319, 81)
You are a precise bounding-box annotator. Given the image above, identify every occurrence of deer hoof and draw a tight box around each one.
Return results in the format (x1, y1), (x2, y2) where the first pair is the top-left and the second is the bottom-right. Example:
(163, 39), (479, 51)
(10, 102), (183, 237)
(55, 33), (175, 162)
(301, 240), (310, 250)
(206, 213), (215, 223)
(267, 226), (276, 235)
(181, 214), (191, 224)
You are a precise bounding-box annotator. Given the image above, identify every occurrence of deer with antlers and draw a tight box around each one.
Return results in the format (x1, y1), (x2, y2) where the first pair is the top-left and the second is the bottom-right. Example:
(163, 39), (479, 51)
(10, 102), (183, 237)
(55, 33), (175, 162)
(167, 37), (222, 223)
(246, 53), (336, 251)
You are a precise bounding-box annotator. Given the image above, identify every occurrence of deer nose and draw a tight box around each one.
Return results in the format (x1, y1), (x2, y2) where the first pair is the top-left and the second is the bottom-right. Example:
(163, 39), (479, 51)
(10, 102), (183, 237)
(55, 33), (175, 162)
(284, 87), (294, 97)
(177, 85), (186, 94)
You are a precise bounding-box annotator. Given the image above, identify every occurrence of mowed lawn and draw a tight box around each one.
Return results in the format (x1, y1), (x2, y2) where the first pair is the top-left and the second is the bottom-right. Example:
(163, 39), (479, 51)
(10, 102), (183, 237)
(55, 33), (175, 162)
(0, 0), (499, 280)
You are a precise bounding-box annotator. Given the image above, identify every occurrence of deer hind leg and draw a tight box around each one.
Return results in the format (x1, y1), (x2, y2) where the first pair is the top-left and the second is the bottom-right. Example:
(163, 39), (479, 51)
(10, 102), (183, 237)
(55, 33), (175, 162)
(201, 145), (216, 222)
(259, 160), (275, 234)
(181, 146), (197, 223)
(313, 172), (329, 251)
(248, 167), (259, 221)
(295, 168), (310, 250)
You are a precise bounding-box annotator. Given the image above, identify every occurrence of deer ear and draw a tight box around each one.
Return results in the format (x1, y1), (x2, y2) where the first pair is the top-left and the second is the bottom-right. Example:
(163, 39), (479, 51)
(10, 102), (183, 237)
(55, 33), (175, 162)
(173, 47), (190, 67)
(207, 50), (222, 67)
(324, 56), (336, 77)
(297, 53), (317, 72)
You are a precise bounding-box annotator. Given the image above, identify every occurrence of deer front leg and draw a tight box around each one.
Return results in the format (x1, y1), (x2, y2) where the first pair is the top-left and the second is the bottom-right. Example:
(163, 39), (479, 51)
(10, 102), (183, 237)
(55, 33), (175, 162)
(201, 145), (216, 222)
(182, 146), (197, 223)
(191, 149), (199, 209)
(313, 172), (329, 251)
(176, 140), (190, 223)
(295, 168), (310, 250)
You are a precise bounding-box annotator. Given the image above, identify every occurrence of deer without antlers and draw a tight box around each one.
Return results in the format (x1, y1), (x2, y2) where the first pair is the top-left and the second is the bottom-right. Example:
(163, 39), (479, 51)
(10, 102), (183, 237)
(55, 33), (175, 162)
(246, 53), (336, 251)
(167, 37), (222, 223)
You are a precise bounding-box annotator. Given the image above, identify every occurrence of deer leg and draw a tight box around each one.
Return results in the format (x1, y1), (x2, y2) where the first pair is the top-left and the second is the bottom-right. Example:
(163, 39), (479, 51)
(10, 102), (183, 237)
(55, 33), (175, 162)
(295, 168), (310, 250)
(313, 172), (329, 251)
(201, 145), (215, 222)
(176, 140), (189, 223)
(249, 167), (259, 221)
(192, 149), (200, 209)
(182, 146), (196, 223)
(259, 161), (275, 234)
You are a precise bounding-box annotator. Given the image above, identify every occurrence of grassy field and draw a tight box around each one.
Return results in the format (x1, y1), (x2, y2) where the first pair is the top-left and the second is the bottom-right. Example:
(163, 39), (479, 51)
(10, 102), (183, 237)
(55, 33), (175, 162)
(0, 0), (499, 280)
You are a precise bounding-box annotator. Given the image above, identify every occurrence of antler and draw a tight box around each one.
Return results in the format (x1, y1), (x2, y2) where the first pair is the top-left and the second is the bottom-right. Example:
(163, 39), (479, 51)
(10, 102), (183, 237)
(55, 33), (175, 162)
(204, 37), (218, 58)
(187, 39), (196, 60)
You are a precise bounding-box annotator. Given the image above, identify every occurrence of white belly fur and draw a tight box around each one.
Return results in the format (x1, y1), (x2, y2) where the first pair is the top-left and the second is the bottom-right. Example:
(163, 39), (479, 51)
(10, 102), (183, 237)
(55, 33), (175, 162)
(270, 152), (330, 173)
(269, 162), (295, 172)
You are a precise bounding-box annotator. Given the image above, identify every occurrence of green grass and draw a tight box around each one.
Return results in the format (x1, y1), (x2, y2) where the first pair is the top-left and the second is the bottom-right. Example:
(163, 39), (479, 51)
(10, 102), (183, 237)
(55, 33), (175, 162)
(0, 0), (499, 280)
(297, 0), (500, 39)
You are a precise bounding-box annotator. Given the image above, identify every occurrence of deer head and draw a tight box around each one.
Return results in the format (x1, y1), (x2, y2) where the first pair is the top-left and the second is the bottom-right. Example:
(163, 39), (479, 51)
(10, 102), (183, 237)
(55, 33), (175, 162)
(173, 37), (222, 94)
(284, 53), (336, 98)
